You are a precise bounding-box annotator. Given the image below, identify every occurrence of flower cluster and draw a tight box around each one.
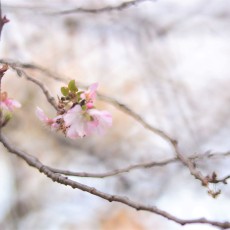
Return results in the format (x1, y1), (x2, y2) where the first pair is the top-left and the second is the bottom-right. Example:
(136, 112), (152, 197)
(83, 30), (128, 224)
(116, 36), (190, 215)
(36, 80), (112, 139)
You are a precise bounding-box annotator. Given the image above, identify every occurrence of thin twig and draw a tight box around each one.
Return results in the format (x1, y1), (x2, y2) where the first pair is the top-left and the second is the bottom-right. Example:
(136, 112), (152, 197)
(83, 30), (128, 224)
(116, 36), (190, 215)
(216, 175), (230, 184)
(208, 173), (230, 185)
(0, 133), (230, 229)
(25, 76), (58, 111)
(42, 152), (230, 180)
(97, 93), (176, 143)
(0, 59), (63, 81)
(47, 158), (178, 178)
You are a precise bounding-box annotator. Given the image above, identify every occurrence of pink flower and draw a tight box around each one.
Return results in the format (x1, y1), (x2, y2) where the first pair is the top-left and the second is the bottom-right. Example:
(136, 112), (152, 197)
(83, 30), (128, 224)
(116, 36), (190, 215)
(63, 105), (112, 139)
(81, 83), (98, 109)
(35, 107), (61, 131)
(0, 92), (21, 111)
(87, 109), (112, 135)
(63, 105), (90, 138)
(35, 82), (112, 139)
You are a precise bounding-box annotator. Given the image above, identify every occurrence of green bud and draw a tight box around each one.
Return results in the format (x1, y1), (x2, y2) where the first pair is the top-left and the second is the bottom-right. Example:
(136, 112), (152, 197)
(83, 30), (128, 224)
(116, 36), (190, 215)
(61, 87), (69, 96)
(68, 80), (78, 92)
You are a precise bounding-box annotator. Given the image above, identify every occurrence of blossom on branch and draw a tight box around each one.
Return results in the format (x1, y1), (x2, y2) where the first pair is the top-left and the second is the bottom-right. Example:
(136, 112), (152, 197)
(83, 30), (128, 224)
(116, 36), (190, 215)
(80, 82), (98, 109)
(0, 92), (21, 111)
(87, 109), (112, 135)
(35, 107), (62, 131)
(0, 92), (21, 127)
(64, 105), (112, 138)
(36, 81), (112, 139)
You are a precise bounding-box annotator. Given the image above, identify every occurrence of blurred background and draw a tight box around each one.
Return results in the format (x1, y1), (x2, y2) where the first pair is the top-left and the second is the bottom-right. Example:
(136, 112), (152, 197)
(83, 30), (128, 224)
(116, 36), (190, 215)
(1, 0), (230, 229)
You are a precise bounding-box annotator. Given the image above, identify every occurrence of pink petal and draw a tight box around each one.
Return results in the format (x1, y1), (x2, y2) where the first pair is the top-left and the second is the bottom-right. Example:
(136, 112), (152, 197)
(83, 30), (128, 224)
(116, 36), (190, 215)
(63, 104), (112, 139)
(36, 107), (49, 122)
(8, 99), (21, 109)
(80, 82), (98, 102)
(35, 107), (57, 127)
(88, 82), (98, 100)
(64, 105), (88, 138)
(0, 99), (21, 111)
(87, 109), (112, 135)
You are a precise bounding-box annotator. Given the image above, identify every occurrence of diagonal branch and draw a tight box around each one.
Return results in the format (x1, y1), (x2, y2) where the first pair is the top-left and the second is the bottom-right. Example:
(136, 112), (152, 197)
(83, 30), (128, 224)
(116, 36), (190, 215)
(0, 133), (230, 229)
(25, 74), (58, 111)
(97, 93), (175, 143)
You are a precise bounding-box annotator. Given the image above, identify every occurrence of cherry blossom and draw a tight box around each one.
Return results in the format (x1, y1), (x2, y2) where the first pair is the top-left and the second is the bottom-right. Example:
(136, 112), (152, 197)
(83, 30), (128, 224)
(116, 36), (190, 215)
(36, 81), (112, 139)
(0, 92), (21, 111)
(35, 107), (62, 131)
(80, 83), (98, 109)
(64, 105), (112, 139)
(87, 109), (112, 135)
(63, 105), (90, 138)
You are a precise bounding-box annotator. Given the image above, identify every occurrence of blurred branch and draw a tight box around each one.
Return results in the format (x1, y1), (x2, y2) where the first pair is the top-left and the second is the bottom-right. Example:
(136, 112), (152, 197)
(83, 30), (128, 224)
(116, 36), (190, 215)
(49, 0), (153, 15)
(1, 133), (230, 229)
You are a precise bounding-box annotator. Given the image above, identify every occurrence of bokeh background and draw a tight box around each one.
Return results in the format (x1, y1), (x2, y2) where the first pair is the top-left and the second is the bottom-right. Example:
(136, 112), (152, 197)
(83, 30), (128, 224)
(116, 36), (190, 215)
(1, 0), (230, 229)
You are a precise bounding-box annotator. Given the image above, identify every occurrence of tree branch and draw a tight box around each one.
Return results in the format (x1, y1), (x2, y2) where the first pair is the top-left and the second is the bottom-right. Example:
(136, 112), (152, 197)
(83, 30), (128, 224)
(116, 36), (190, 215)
(1, 133), (230, 229)
(49, 0), (153, 15)
(47, 158), (178, 178)
(46, 152), (230, 180)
